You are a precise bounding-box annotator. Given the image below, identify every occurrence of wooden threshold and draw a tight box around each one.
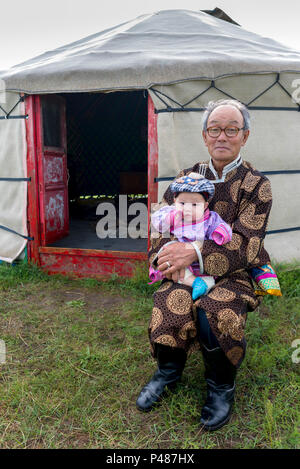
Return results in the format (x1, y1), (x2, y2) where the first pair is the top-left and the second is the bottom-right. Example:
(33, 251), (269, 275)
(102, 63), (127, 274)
(38, 246), (147, 278)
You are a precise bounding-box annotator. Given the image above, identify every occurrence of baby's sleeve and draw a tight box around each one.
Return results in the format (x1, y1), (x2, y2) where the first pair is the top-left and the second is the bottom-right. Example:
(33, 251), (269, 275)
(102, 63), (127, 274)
(208, 212), (233, 245)
(151, 205), (176, 234)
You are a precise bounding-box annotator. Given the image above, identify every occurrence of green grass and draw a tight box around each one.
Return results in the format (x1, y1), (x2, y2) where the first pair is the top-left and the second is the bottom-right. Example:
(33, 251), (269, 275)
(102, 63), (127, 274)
(0, 260), (299, 449)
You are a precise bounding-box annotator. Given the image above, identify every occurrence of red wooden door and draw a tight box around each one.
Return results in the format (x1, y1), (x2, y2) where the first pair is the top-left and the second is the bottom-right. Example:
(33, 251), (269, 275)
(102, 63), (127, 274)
(36, 95), (69, 245)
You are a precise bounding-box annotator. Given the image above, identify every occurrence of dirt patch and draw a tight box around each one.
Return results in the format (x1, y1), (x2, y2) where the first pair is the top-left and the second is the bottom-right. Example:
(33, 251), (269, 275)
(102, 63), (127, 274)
(1, 284), (130, 314)
(0, 316), (24, 337)
(44, 287), (129, 313)
(0, 285), (132, 343)
(64, 432), (91, 448)
(54, 418), (91, 448)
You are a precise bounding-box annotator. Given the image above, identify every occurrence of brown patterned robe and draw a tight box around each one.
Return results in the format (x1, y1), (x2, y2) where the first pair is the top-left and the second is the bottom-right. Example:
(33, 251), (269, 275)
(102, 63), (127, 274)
(148, 160), (273, 369)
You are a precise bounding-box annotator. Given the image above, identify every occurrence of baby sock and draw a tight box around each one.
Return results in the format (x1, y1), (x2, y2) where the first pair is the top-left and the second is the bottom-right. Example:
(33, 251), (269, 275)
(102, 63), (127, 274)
(192, 276), (215, 300)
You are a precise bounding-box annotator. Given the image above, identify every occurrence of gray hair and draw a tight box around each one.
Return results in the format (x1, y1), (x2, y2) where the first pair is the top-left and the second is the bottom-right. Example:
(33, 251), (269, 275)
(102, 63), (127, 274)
(202, 99), (250, 132)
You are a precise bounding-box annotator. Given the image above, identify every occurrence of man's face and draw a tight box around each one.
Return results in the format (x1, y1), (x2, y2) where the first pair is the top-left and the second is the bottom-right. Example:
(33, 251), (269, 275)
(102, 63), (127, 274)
(202, 105), (250, 166)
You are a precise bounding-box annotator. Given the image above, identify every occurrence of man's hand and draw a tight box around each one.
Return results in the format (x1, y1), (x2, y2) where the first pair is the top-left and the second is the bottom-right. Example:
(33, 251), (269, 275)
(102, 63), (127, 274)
(157, 242), (199, 282)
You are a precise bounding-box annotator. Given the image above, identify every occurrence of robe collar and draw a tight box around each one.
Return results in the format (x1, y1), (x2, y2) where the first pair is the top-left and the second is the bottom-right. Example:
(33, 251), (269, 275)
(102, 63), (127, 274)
(208, 153), (242, 183)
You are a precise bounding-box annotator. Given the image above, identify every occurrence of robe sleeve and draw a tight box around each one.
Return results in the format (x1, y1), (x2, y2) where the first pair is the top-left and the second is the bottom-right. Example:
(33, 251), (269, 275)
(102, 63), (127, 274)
(193, 175), (273, 277)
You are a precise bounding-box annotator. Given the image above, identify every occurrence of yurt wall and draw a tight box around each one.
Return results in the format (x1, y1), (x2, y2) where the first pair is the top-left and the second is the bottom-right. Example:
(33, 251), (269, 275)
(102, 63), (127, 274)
(0, 91), (28, 263)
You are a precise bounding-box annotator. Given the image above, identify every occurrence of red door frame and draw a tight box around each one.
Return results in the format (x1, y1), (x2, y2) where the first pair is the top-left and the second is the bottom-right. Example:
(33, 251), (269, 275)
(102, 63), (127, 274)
(25, 92), (158, 278)
(26, 94), (40, 264)
(147, 93), (158, 250)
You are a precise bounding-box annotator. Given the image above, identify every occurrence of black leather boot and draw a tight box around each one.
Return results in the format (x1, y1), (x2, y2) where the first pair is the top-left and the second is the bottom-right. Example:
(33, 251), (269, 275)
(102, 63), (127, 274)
(136, 344), (187, 412)
(200, 343), (237, 431)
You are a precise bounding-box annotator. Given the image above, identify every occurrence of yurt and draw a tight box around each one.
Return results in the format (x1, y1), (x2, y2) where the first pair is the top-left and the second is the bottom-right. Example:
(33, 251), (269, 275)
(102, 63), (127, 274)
(0, 9), (300, 277)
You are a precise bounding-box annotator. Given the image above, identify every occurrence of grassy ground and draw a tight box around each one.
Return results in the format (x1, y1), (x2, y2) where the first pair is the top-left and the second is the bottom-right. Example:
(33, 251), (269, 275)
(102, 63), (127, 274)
(0, 260), (299, 449)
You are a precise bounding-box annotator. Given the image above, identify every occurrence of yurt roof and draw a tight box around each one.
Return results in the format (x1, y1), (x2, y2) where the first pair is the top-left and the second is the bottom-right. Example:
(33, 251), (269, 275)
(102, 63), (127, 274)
(1, 9), (300, 94)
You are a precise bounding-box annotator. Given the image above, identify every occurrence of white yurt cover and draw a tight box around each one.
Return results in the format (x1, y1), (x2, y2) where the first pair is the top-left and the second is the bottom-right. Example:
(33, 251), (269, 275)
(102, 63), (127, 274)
(1, 10), (300, 93)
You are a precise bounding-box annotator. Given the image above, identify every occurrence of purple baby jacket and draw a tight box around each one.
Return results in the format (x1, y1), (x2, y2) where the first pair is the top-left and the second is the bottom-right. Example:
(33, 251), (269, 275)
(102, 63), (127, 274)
(149, 206), (232, 284)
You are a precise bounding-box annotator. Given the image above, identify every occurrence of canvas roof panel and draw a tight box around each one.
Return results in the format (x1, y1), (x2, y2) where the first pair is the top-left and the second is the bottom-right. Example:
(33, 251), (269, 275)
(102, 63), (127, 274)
(1, 9), (300, 93)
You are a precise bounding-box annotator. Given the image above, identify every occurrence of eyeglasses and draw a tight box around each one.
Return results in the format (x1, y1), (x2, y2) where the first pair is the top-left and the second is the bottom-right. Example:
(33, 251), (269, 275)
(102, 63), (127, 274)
(206, 126), (245, 138)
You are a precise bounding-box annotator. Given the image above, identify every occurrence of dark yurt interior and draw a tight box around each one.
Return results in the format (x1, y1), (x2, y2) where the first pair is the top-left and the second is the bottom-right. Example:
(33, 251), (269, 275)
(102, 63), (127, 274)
(47, 90), (149, 252)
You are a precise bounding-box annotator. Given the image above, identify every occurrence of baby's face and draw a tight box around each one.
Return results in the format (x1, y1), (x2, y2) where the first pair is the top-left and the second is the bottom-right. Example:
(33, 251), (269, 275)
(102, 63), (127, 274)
(174, 192), (208, 223)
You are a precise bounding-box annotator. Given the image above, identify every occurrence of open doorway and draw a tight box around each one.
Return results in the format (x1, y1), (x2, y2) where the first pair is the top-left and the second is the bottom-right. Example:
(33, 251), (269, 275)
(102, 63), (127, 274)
(48, 91), (148, 252)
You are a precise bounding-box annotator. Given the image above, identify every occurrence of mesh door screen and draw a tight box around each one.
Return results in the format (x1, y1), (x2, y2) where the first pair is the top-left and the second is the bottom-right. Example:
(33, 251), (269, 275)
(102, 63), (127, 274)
(64, 91), (148, 198)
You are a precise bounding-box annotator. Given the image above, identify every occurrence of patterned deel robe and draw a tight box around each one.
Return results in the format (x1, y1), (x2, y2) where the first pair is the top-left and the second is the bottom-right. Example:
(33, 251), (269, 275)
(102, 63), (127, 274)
(148, 160), (273, 369)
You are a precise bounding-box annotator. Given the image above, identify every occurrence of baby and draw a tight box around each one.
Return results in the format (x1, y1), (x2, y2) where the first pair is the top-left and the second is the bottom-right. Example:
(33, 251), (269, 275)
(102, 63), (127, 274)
(149, 172), (232, 300)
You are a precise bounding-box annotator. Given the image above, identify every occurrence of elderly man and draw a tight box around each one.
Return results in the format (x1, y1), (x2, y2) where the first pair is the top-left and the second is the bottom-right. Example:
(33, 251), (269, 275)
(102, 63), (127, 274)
(136, 99), (273, 431)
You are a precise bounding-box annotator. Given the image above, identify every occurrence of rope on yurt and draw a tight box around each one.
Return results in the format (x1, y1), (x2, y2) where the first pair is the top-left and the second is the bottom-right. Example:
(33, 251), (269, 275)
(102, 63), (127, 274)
(0, 178), (31, 181)
(0, 95), (28, 120)
(154, 170), (300, 183)
(0, 224), (33, 240)
(266, 227), (300, 234)
(151, 73), (300, 113)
